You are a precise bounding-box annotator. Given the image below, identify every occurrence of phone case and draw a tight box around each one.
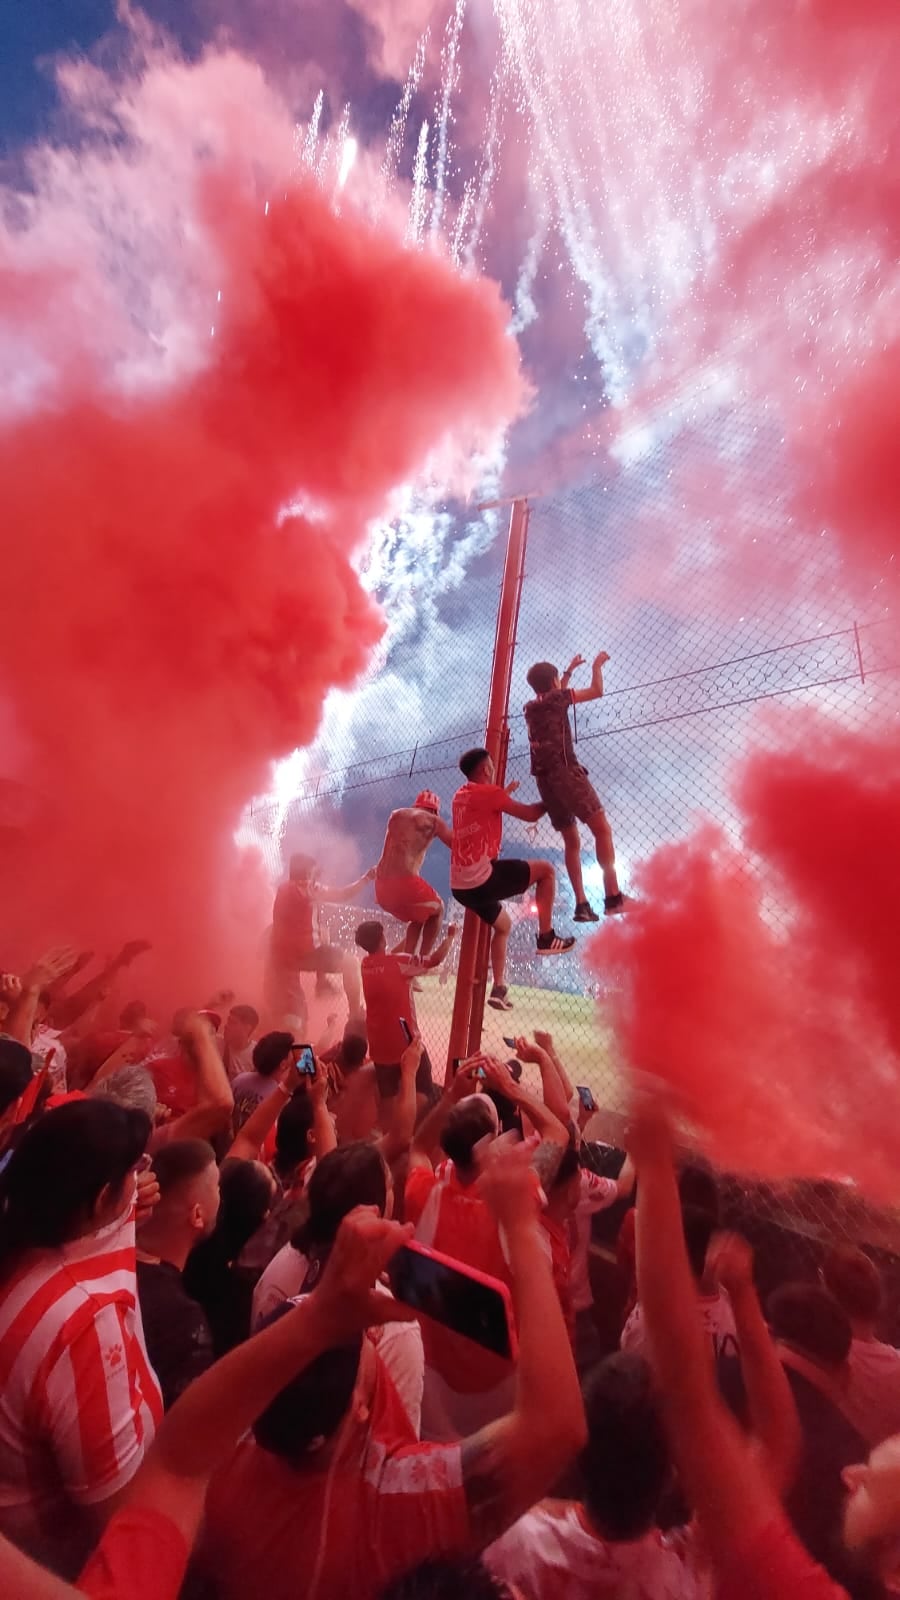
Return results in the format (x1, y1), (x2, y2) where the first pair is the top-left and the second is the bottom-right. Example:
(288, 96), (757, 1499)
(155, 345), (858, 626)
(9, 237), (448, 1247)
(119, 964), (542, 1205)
(391, 1239), (519, 1362)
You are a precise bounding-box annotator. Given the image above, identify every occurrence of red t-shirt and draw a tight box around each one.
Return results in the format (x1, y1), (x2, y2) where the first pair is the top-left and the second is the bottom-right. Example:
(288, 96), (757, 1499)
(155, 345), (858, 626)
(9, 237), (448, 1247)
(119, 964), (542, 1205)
(149, 1055), (197, 1119)
(361, 952), (426, 1064)
(450, 783), (507, 890)
(199, 1356), (469, 1600)
(405, 1164), (515, 1392)
(78, 1507), (188, 1599)
(716, 1512), (851, 1600)
(270, 882), (315, 964)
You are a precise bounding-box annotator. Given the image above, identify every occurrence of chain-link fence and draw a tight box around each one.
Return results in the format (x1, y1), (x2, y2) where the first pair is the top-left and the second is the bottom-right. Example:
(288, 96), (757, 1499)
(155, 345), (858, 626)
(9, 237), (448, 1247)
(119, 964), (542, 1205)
(243, 391), (900, 1268)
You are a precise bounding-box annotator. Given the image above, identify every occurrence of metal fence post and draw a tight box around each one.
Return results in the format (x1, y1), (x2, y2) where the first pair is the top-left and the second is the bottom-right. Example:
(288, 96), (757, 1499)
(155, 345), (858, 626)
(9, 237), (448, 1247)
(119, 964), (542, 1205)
(446, 497), (530, 1078)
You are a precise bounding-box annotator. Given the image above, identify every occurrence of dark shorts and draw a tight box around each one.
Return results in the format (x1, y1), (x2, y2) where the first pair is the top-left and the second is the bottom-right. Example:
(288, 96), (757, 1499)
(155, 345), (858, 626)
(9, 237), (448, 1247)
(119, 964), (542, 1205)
(452, 858), (532, 926)
(535, 764), (604, 832)
(374, 1048), (436, 1100)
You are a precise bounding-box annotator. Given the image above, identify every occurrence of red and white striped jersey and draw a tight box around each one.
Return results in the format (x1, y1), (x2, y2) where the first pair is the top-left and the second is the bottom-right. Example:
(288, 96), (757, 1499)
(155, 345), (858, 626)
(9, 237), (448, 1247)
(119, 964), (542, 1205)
(0, 1198), (163, 1552)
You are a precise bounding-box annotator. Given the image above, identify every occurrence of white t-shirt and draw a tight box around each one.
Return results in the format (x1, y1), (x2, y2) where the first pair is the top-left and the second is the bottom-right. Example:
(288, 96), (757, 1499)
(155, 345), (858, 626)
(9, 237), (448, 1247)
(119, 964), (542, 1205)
(622, 1288), (738, 1363)
(487, 1500), (706, 1600)
(252, 1252), (424, 1438)
(839, 1338), (900, 1446)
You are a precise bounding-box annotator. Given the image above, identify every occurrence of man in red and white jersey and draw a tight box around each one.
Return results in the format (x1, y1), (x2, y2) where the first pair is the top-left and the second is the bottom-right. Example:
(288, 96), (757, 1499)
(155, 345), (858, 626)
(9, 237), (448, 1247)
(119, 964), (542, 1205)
(0, 1184), (163, 1575)
(374, 791), (453, 957)
(355, 920), (457, 1104)
(450, 747), (574, 1012)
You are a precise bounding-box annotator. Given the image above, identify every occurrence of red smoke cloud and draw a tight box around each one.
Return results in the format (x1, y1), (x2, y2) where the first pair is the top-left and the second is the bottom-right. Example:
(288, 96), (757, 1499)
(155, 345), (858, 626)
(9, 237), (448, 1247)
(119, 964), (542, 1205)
(588, 2), (900, 1193)
(0, 49), (523, 1002)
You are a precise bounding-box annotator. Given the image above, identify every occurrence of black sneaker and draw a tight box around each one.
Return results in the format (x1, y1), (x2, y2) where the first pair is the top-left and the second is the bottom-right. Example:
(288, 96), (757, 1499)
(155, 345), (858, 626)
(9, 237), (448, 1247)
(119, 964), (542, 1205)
(536, 930), (576, 955)
(604, 893), (629, 916)
(487, 985), (513, 1011)
(574, 900), (600, 923)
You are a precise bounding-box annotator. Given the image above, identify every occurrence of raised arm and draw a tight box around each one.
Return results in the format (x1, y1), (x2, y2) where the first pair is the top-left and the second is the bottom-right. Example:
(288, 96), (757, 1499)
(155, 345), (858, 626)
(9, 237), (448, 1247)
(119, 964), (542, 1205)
(559, 653), (585, 690)
(499, 782), (546, 824)
(459, 1143), (587, 1544)
(160, 1014), (233, 1143)
(377, 1038), (422, 1166)
(408, 1062), (481, 1172)
(434, 817), (453, 848)
(314, 868), (376, 904)
(422, 924), (458, 971)
(533, 1028), (575, 1104)
(51, 940), (152, 1029)
(571, 650), (609, 705)
(2, 947), (79, 1046)
(512, 1038), (571, 1128)
(481, 1056), (569, 1152)
(630, 1092), (790, 1571)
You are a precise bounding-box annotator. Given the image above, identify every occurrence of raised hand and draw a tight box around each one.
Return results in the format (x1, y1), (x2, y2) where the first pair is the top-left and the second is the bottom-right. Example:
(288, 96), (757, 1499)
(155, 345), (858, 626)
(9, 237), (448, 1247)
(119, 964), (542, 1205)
(400, 1036), (424, 1077)
(480, 1055), (520, 1098)
(513, 1035), (547, 1065)
(566, 654), (586, 674)
(593, 650), (610, 668)
(449, 1060), (482, 1101)
(707, 1231), (754, 1295)
(0, 972), (23, 1007)
(311, 1208), (415, 1341)
(478, 1137), (542, 1231)
(533, 1029), (554, 1054)
(504, 780), (520, 796)
(116, 940), (152, 968)
(23, 945), (81, 991)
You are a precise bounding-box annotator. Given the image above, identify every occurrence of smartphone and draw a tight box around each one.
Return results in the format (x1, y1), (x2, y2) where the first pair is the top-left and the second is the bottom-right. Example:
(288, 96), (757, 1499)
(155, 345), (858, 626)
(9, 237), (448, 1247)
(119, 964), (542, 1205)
(505, 1058), (523, 1084)
(399, 1018), (413, 1045)
(502, 1036), (517, 1050)
(451, 1055), (478, 1076)
(577, 1084), (596, 1114)
(293, 1045), (316, 1078)
(388, 1241), (517, 1361)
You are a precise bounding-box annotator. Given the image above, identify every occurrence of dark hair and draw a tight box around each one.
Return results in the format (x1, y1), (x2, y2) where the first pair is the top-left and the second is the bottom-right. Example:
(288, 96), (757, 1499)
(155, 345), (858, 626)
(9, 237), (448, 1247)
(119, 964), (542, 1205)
(440, 1097), (496, 1171)
(292, 1144), (387, 1258)
(340, 1033), (368, 1072)
(202, 1157), (271, 1263)
(289, 853), (316, 880)
(355, 921), (385, 955)
(550, 1138), (581, 1193)
(526, 661), (558, 694)
(459, 747), (490, 780)
(681, 1204), (716, 1282)
(581, 1354), (670, 1539)
(767, 1282), (852, 1368)
(0, 1037), (34, 1117)
(252, 1030), (293, 1078)
(0, 1100), (150, 1269)
(119, 999), (148, 1029)
(678, 1161), (719, 1221)
(822, 1246), (883, 1324)
(380, 1557), (513, 1600)
(228, 1004), (260, 1031)
(252, 1303), (362, 1460)
(151, 1138), (216, 1197)
(274, 1092), (315, 1172)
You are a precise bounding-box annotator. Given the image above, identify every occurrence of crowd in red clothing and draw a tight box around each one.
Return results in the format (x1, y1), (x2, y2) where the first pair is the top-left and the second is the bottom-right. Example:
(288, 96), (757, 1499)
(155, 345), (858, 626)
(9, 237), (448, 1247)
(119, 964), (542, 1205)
(2, 936), (900, 1600)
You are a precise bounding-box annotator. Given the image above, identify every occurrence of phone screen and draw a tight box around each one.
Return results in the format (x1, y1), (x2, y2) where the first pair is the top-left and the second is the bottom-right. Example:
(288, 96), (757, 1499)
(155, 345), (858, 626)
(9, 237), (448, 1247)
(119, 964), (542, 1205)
(388, 1243), (516, 1360)
(577, 1084), (596, 1113)
(399, 1018), (413, 1045)
(502, 1036), (517, 1050)
(293, 1045), (316, 1078)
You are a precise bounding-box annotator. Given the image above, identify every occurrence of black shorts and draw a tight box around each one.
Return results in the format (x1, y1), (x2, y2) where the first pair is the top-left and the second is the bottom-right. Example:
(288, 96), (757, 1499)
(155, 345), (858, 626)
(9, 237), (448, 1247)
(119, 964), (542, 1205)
(452, 858), (532, 926)
(374, 1048), (436, 1100)
(535, 764), (603, 832)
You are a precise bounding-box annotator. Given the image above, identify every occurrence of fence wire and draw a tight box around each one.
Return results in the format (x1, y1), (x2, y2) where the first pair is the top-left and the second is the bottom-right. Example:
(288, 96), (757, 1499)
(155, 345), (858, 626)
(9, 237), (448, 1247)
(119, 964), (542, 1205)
(244, 392), (900, 1266)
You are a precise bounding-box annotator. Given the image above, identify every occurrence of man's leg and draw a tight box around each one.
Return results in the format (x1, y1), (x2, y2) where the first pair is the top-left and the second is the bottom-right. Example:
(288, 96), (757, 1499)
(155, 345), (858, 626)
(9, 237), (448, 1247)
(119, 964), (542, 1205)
(399, 922), (421, 955)
(489, 908), (512, 990)
(339, 950), (362, 1015)
(587, 808), (620, 900)
(418, 902), (443, 959)
(528, 859), (556, 935)
(561, 821), (587, 903)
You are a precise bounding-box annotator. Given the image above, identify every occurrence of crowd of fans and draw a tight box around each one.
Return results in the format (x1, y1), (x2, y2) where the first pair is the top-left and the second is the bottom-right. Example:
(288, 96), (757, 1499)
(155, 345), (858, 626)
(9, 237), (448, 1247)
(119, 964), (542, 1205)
(1, 937), (900, 1600)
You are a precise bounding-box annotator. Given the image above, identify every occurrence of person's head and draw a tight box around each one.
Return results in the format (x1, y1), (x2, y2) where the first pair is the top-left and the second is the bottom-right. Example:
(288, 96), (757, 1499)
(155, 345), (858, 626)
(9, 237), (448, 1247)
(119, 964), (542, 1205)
(681, 1203), (717, 1284)
(213, 1157), (277, 1261)
(440, 1096), (497, 1176)
(88, 1063), (158, 1121)
(119, 999), (149, 1030)
(142, 1139), (220, 1253)
(580, 1353), (670, 1540)
(526, 661), (560, 695)
(380, 1557), (515, 1600)
(822, 1245), (883, 1329)
(289, 852), (317, 884)
(292, 1143), (391, 1261)
(678, 1161), (720, 1222)
(252, 1030), (294, 1079)
(414, 790), (441, 815)
(273, 1091), (317, 1176)
(844, 1434), (900, 1558)
(355, 921), (386, 957)
(253, 1303), (363, 1461)
(338, 1031), (368, 1073)
(459, 747), (493, 784)
(0, 1099), (150, 1266)
(0, 1037), (34, 1119)
(224, 1004), (259, 1053)
(768, 1282), (852, 1372)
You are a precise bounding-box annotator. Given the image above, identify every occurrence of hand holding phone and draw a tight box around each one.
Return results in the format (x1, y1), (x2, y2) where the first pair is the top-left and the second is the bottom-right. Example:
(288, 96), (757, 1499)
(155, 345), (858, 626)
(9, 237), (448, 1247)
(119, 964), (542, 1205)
(399, 1017), (413, 1045)
(577, 1084), (596, 1114)
(387, 1241), (517, 1361)
(292, 1044), (316, 1078)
